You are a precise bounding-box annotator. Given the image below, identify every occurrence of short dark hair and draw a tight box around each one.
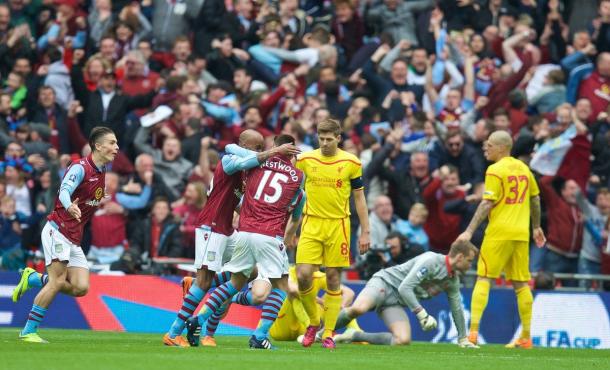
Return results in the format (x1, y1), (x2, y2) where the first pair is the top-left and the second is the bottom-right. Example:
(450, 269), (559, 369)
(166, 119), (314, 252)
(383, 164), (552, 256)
(274, 134), (295, 146)
(89, 126), (115, 152)
(385, 231), (407, 247)
(166, 75), (187, 92)
(492, 107), (509, 118)
(317, 118), (342, 136)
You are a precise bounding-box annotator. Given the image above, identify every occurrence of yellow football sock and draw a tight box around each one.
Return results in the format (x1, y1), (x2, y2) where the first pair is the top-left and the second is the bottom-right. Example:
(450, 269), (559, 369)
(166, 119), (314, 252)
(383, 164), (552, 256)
(322, 289), (342, 338)
(470, 279), (491, 333)
(515, 286), (533, 339)
(298, 285), (320, 326)
(290, 298), (310, 327)
(345, 318), (362, 332)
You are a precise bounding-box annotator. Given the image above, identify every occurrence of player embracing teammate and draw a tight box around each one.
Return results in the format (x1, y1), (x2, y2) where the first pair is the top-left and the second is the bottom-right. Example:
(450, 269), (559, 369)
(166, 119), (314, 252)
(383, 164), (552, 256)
(163, 130), (299, 347)
(185, 134), (305, 349)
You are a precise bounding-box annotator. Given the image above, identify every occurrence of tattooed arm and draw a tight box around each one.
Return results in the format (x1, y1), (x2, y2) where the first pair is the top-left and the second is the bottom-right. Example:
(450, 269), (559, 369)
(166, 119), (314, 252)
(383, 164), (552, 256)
(530, 195), (546, 247)
(456, 199), (493, 242)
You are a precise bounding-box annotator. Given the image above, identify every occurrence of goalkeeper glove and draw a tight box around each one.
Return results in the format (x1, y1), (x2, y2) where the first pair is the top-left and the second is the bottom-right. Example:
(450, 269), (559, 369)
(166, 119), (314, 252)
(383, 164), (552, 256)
(458, 337), (480, 348)
(415, 309), (437, 331)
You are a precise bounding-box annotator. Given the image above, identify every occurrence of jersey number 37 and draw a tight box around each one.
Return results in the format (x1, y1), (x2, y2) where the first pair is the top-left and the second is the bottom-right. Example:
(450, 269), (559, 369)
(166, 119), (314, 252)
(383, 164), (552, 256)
(505, 175), (529, 204)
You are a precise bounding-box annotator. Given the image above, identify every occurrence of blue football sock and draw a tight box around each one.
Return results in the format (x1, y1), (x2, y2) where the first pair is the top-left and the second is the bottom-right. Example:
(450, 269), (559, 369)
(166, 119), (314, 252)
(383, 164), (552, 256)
(253, 289), (286, 340)
(27, 272), (42, 288)
(232, 291), (253, 306)
(211, 271), (231, 289)
(196, 282), (238, 326)
(169, 284), (205, 338)
(206, 302), (229, 337)
(21, 305), (47, 335)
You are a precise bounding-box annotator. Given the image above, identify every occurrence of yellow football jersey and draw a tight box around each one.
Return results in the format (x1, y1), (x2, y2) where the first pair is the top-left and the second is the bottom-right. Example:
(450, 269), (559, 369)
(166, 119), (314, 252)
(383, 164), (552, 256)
(296, 149), (363, 219)
(482, 156), (540, 241)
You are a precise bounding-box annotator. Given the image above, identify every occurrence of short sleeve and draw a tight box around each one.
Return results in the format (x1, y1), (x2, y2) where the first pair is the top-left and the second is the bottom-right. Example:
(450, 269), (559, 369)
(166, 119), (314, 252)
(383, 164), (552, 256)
(483, 172), (503, 202)
(350, 159), (363, 180)
(296, 157), (306, 172)
(529, 171), (540, 197)
(350, 159), (363, 190)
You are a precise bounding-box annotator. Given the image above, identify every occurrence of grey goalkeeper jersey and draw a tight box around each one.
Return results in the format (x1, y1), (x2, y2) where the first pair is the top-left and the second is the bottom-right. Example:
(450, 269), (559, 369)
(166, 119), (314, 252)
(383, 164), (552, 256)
(373, 251), (466, 338)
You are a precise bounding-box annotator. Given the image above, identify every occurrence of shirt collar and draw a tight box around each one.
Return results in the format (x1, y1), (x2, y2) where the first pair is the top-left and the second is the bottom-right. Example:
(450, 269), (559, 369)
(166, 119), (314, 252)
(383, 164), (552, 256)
(86, 154), (105, 173)
(445, 255), (454, 277)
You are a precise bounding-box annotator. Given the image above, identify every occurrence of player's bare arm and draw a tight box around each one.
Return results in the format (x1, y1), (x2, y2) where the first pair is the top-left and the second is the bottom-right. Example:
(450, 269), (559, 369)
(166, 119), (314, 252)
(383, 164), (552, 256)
(284, 215), (301, 249)
(353, 188), (370, 254)
(530, 195), (546, 247)
(456, 199), (494, 242)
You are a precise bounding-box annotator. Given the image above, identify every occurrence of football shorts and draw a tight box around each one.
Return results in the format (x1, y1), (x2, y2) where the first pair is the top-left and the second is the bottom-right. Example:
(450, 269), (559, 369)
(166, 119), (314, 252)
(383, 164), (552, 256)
(41, 222), (88, 269)
(194, 226), (236, 272)
(478, 239), (530, 281)
(223, 231), (289, 279)
(296, 216), (351, 268)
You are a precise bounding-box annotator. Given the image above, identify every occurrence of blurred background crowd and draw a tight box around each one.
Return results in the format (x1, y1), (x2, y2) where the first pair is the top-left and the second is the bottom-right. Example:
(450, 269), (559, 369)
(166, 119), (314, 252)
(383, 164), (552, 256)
(1, 0), (609, 288)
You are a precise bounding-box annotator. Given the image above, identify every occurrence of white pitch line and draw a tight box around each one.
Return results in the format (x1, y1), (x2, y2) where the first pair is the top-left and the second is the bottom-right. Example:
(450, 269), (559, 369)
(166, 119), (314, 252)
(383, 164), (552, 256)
(0, 285), (16, 298)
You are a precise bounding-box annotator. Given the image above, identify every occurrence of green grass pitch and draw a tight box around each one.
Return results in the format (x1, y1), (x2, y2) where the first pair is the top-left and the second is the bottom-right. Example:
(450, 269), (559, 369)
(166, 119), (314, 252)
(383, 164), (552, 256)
(0, 329), (608, 370)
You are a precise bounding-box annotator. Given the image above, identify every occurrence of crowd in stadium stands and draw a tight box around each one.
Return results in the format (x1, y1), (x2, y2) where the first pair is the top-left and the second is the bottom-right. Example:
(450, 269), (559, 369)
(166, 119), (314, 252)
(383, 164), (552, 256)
(1, 0), (610, 285)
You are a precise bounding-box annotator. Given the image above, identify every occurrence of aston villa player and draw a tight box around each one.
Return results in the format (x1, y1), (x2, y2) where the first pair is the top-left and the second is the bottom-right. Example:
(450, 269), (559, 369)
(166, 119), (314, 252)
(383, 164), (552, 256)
(15, 127), (118, 343)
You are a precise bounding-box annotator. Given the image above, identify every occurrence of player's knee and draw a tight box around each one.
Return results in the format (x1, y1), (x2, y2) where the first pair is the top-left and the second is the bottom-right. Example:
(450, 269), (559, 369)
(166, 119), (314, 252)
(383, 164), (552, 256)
(348, 305), (366, 317)
(325, 269), (341, 290)
(392, 335), (411, 345)
(251, 290), (268, 305)
(296, 272), (312, 290)
(73, 284), (89, 297)
(196, 275), (212, 290)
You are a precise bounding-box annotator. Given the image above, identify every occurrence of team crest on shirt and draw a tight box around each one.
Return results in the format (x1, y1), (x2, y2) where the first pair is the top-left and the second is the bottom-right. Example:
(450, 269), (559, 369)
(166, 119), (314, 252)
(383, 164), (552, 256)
(207, 251), (216, 262)
(95, 187), (104, 200)
(204, 233), (209, 241)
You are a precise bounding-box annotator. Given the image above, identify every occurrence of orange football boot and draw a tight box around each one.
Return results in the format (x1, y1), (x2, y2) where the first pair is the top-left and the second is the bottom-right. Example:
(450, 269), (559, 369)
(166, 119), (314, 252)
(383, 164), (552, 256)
(163, 333), (190, 347)
(201, 336), (217, 347)
(182, 277), (194, 298)
(505, 338), (533, 349)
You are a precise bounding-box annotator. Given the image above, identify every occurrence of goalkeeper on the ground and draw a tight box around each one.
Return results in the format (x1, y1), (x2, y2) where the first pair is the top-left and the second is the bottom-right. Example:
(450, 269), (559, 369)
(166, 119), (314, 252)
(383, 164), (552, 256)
(331, 240), (479, 348)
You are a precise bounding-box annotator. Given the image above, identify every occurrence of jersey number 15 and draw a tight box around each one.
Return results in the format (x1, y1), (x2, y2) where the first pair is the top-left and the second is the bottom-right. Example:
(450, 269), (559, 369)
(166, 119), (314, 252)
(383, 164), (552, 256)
(254, 170), (288, 204)
(505, 175), (529, 204)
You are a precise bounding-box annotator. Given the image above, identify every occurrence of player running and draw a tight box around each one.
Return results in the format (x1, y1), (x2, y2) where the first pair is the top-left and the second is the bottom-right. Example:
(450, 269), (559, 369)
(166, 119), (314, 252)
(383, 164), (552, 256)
(186, 134), (305, 349)
(295, 118), (370, 349)
(14, 127), (118, 343)
(455, 130), (546, 349)
(163, 130), (299, 347)
(331, 241), (479, 348)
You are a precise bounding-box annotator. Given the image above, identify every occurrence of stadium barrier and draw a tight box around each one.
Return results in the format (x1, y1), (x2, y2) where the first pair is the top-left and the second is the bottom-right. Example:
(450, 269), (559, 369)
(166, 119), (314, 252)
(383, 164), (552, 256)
(1, 272), (609, 349)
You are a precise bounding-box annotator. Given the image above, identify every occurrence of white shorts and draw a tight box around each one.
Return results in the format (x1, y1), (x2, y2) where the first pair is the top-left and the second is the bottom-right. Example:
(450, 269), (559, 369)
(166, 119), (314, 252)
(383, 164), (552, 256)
(248, 274), (271, 289)
(223, 231), (289, 279)
(194, 226), (237, 272)
(41, 222), (89, 269)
